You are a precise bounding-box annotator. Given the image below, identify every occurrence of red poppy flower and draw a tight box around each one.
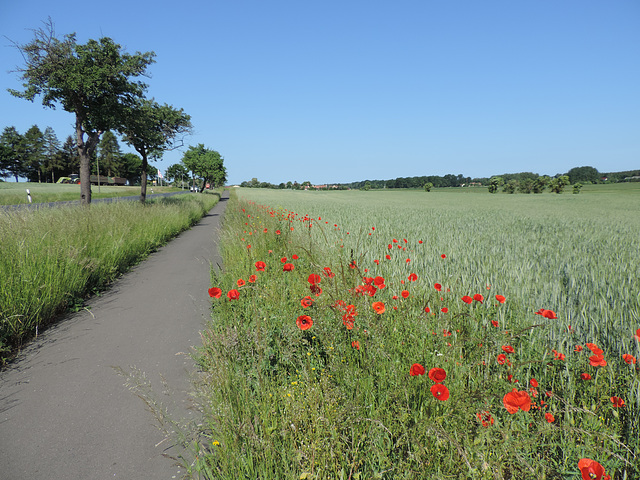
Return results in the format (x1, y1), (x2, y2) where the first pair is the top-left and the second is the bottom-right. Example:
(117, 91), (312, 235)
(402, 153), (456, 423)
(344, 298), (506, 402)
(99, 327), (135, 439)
(491, 320), (499, 327)
(495, 295), (506, 304)
(580, 373), (592, 380)
(308, 273), (321, 285)
(473, 294), (484, 303)
(373, 276), (385, 286)
(428, 368), (446, 383)
(461, 295), (473, 304)
(310, 284), (322, 296)
(398, 290), (408, 299)
(610, 396), (625, 407)
(275, 229), (281, 235)
(502, 345), (515, 354)
(578, 458), (607, 480)
(292, 254), (299, 260)
(227, 289), (240, 300)
(589, 354), (607, 367)
(553, 350), (566, 361)
(434, 283), (442, 292)
(255, 261), (266, 271)
(301, 296), (314, 308)
(503, 388), (532, 414)
(424, 307), (431, 314)
(441, 254), (446, 259)
(248, 275), (257, 283)
(385, 254), (391, 260)
(408, 273), (418, 282)
(283, 263), (295, 272)
(622, 354), (636, 364)
(409, 363), (425, 376)
(372, 301), (386, 314)
(351, 340), (360, 350)
(497, 354), (507, 365)
(530, 378), (538, 388)
(296, 315), (313, 330)
(237, 279), (245, 287)
(208, 287), (222, 299)
(535, 308), (558, 319)
(430, 384), (450, 401)
(323, 267), (335, 278)
(476, 411), (494, 427)
(280, 257), (287, 263)
(635, 328), (640, 341)
(441, 307), (448, 313)
(575, 345), (583, 352)
(586, 343), (603, 355)
(545, 412), (555, 423)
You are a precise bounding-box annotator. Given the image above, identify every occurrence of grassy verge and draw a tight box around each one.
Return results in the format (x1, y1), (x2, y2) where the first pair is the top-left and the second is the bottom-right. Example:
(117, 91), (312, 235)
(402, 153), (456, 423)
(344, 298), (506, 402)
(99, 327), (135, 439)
(0, 192), (221, 361)
(189, 187), (639, 479)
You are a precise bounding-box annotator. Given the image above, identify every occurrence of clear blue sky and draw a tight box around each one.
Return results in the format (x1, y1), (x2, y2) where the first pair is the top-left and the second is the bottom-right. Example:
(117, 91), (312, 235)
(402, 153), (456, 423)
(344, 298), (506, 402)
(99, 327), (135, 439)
(1, 1), (638, 185)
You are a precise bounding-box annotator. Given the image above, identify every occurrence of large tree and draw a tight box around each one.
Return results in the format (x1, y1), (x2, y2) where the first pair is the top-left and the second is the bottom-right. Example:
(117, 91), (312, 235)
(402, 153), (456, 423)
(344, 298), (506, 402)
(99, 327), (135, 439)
(8, 19), (155, 204)
(181, 144), (227, 192)
(42, 127), (62, 182)
(118, 99), (191, 202)
(0, 127), (26, 181)
(22, 125), (46, 182)
(96, 131), (122, 177)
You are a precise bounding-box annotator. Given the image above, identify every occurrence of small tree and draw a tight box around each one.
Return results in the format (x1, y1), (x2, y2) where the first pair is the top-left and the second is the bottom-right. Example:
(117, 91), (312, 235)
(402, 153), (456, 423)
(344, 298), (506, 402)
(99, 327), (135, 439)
(532, 176), (549, 193)
(549, 175), (570, 194)
(9, 19), (155, 204)
(423, 182), (433, 192)
(503, 179), (518, 194)
(572, 182), (583, 194)
(166, 163), (188, 186)
(181, 144), (226, 192)
(488, 176), (503, 193)
(118, 99), (191, 202)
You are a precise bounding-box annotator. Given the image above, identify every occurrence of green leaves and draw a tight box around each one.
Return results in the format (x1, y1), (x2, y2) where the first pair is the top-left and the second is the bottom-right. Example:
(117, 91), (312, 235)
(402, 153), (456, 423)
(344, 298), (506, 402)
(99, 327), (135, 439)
(182, 144), (227, 189)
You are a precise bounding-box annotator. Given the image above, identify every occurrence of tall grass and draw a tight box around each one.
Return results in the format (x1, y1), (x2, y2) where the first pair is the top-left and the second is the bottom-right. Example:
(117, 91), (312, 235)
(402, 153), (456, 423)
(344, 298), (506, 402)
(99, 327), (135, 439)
(190, 186), (639, 479)
(0, 193), (220, 358)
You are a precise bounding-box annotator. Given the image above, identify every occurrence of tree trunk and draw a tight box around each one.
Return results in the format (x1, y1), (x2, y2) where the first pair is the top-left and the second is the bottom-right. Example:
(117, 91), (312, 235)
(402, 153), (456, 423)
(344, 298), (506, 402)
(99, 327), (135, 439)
(75, 115), (101, 205)
(139, 151), (148, 203)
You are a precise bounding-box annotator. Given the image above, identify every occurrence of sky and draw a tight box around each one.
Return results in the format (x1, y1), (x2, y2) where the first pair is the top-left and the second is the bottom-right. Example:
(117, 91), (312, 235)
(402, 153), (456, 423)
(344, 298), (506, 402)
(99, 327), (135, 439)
(1, 0), (638, 185)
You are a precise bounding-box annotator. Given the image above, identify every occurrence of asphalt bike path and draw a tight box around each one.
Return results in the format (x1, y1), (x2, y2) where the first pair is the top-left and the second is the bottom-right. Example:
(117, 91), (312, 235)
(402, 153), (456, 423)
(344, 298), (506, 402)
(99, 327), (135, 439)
(0, 192), (229, 479)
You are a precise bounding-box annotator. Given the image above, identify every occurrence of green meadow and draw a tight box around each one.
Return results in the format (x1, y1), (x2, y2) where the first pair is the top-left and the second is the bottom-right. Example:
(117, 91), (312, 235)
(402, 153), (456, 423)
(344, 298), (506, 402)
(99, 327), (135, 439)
(0, 192), (220, 358)
(0, 181), (183, 205)
(192, 185), (639, 479)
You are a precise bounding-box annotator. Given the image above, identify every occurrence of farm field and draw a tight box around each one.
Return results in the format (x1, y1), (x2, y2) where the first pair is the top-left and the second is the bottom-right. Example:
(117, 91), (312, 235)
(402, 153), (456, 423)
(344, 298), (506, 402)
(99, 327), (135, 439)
(192, 185), (639, 479)
(0, 181), (185, 205)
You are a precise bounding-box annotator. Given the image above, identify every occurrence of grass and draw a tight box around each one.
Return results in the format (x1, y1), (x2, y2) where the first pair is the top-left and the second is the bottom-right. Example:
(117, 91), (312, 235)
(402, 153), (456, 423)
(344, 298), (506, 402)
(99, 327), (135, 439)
(0, 192), (221, 360)
(189, 185), (639, 479)
(0, 181), (188, 205)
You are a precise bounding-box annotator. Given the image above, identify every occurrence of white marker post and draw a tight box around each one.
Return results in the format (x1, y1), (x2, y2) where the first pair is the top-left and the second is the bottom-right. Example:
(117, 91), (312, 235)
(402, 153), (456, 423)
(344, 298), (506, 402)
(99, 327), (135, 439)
(26, 189), (32, 203)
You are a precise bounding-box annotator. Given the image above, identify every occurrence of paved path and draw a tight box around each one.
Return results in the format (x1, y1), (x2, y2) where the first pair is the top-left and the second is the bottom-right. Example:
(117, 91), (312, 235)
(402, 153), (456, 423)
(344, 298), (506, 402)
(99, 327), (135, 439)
(0, 192), (228, 479)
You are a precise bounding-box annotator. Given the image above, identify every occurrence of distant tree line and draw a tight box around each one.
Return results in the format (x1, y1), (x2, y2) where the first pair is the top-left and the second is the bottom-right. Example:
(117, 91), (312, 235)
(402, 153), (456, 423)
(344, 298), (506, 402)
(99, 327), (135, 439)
(235, 165), (639, 193)
(0, 125), (157, 185)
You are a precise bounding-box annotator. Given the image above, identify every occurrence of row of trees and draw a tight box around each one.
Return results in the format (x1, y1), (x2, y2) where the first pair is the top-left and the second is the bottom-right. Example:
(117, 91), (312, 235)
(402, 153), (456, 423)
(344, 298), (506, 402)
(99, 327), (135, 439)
(0, 126), (157, 185)
(487, 175), (572, 194)
(7, 19), (191, 203)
